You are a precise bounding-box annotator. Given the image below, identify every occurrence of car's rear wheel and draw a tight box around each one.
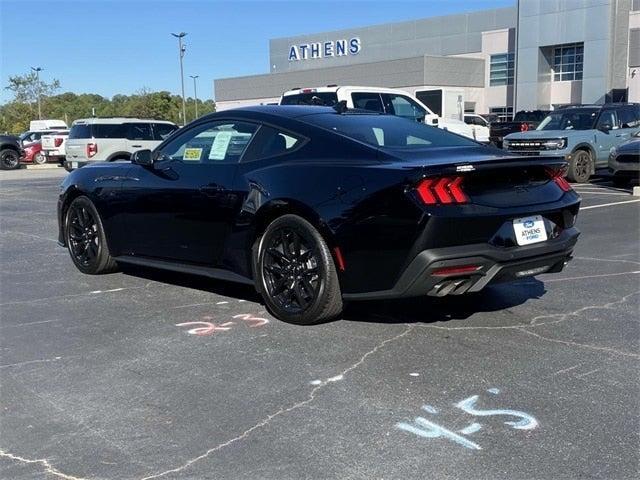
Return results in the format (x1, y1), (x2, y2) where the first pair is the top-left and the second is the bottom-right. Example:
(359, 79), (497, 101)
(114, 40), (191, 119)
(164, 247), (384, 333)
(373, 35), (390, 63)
(65, 196), (118, 275)
(0, 149), (20, 170)
(33, 152), (46, 165)
(567, 150), (591, 183)
(256, 215), (343, 325)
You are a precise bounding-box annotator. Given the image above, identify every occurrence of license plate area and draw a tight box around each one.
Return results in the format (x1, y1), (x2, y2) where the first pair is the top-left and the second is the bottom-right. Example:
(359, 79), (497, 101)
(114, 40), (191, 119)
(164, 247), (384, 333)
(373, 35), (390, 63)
(513, 215), (547, 246)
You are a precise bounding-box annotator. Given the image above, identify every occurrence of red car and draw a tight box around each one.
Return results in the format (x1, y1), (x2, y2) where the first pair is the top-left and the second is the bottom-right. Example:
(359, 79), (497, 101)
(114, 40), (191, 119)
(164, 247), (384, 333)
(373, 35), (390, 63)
(22, 141), (46, 164)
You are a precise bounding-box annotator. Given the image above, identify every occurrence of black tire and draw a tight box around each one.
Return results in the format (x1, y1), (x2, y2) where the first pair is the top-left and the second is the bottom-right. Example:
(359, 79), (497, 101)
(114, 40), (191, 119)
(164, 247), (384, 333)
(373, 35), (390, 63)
(567, 150), (592, 183)
(256, 214), (343, 325)
(0, 148), (20, 170)
(33, 152), (46, 165)
(64, 196), (118, 275)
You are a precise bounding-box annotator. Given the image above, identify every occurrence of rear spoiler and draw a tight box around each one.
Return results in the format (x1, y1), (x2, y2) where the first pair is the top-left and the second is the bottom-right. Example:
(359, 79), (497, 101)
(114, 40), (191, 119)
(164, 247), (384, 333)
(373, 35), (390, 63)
(426, 156), (567, 177)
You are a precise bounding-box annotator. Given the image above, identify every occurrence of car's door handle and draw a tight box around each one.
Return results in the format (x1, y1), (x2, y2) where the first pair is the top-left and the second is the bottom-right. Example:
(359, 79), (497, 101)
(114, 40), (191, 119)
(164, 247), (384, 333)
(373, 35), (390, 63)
(199, 184), (227, 196)
(131, 144), (143, 148)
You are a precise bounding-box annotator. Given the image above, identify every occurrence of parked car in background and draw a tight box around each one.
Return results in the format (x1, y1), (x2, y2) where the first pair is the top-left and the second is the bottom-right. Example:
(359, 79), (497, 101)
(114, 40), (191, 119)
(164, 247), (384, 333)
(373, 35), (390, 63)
(608, 130), (640, 186)
(503, 104), (640, 183)
(22, 141), (44, 164)
(280, 86), (475, 139)
(19, 129), (66, 147)
(489, 110), (550, 147)
(58, 105), (580, 325)
(0, 134), (24, 170)
(464, 114), (490, 143)
(41, 130), (70, 165)
(64, 118), (179, 171)
(29, 119), (67, 131)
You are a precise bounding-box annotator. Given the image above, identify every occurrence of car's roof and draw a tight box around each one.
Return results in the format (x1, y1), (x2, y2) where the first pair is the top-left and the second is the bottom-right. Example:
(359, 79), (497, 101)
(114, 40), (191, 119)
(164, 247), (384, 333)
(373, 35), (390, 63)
(72, 117), (176, 125)
(282, 85), (412, 96)
(209, 105), (339, 119)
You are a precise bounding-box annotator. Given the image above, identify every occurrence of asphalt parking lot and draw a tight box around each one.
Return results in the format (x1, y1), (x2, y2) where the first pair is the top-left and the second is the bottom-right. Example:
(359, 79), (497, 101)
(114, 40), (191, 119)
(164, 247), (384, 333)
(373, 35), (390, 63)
(1, 168), (639, 480)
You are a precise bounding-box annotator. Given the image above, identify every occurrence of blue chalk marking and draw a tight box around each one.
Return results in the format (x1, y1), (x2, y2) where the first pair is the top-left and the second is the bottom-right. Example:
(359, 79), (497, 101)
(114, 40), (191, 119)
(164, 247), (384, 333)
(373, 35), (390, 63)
(455, 395), (538, 430)
(422, 405), (438, 414)
(458, 422), (482, 435)
(487, 388), (500, 394)
(396, 418), (482, 450)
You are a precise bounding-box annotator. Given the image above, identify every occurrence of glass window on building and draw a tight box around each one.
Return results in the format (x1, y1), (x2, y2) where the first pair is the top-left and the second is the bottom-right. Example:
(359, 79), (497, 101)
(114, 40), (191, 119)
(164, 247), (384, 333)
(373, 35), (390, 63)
(489, 106), (514, 122)
(489, 53), (515, 86)
(553, 43), (584, 81)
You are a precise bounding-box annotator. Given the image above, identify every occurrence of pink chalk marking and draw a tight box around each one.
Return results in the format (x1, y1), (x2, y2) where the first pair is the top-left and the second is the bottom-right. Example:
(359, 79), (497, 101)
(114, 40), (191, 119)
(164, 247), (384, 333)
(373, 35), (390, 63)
(232, 314), (269, 328)
(175, 321), (234, 336)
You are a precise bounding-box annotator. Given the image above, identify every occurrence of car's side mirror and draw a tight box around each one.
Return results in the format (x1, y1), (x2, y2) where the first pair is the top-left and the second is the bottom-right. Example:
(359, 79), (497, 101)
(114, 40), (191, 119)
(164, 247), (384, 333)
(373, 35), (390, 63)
(599, 123), (612, 133)
(131, 149), (153, 166)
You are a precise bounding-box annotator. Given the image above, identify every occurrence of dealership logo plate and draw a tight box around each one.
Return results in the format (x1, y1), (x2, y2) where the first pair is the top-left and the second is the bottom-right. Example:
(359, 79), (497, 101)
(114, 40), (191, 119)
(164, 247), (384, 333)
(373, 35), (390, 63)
(512, 215), (547, 246)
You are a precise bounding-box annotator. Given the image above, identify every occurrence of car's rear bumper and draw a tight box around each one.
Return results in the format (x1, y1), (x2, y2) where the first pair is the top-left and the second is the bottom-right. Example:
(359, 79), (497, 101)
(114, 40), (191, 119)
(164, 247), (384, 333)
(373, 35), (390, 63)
(342, 226), (579, 300)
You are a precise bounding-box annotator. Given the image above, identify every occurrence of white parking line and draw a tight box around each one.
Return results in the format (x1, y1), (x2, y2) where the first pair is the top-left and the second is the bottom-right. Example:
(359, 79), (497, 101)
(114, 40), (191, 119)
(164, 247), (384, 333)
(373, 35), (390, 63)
(581, 199), (640, 210)
(576, 191), (630, 196)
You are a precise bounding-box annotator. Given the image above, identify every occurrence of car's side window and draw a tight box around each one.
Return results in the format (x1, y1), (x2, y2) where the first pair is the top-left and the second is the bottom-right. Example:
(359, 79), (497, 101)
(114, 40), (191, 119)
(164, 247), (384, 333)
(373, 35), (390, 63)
(153, 123), (178, 141)
(617, 106), (640, 129)
(158, 121), (258, 164)
(128, 123), (153, 141)
(596, 111), (619, 130)
(351, 92), (384, 113)
(242, 125), (303, 161)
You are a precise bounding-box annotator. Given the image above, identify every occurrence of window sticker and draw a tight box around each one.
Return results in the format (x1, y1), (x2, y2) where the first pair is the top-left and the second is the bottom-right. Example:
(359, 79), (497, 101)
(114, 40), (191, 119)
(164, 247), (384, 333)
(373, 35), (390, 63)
(209, 131), (233, 160)
(183, 147), (203, 161)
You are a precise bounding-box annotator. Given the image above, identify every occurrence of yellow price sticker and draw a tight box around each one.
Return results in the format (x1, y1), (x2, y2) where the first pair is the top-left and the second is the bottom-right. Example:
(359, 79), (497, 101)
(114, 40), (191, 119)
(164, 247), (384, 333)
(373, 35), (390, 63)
(183, 148), (203, 161)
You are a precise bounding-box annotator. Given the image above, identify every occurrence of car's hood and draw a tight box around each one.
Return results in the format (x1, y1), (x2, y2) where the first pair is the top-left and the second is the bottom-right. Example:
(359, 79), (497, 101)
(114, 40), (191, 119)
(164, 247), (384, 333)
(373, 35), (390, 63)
(617, 137), (640, 153)
(505, 129), (587, 140)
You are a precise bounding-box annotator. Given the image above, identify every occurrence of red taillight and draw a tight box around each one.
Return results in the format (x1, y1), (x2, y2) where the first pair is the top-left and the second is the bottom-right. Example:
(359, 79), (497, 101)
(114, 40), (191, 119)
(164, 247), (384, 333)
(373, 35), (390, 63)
(416, 176), (468, 205)
(520, 123), (530, 132)
(546, 167), (572, 192)
(432, 265), (481, 277)
(54, 138), (63, 147)
(332, 247), (346, 272)
(86, 142), (97, 158)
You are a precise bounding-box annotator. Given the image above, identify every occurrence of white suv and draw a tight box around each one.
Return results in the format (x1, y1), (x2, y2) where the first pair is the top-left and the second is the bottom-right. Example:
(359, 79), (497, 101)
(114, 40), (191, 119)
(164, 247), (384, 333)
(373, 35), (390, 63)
(280, 86), (474, 139)
(64, 117), (178, 170)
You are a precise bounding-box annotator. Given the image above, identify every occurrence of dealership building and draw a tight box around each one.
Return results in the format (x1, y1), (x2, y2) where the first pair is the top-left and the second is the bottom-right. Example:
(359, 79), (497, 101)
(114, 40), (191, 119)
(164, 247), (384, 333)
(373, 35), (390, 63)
(214, 0), (640, 119)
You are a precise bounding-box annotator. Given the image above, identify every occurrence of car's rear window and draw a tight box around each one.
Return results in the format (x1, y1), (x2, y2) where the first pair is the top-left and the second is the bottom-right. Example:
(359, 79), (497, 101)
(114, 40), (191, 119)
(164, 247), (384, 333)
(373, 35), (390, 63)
(281, 92), (339, 106)
(68, 124), (91, 139)
(302, 113), (476, 149)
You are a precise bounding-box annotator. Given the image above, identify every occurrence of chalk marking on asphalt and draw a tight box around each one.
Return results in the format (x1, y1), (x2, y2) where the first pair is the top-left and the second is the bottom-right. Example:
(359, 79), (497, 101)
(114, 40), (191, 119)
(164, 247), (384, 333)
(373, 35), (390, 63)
(89, 287), (125, 294)
(172, 302), (223, 309)
(575, 256), (640, 266)
(138, 324), (415, 480)
(545, 271), (640, 282)
(216, 301), (229, 305)
(580, 199), (640, 210)
(553, 365), (581, 376)
(516, 328), (640, 359)
(575, 368), (601, 378)
(0, 356), (64, 369)
(3, 319), (61, 328)
(0, 449), (86, 480)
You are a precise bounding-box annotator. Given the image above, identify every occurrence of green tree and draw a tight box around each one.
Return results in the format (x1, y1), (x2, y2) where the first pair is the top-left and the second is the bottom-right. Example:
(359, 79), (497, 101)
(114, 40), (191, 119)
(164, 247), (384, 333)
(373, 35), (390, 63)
(5, 72), (61, 113)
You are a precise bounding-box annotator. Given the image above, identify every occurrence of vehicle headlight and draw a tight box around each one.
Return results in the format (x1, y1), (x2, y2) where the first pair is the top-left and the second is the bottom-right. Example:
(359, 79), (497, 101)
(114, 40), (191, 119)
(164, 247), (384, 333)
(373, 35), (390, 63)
(609, 146), (617, 160)
(541, 138), (567, 150)
(503, 139), (510, 148)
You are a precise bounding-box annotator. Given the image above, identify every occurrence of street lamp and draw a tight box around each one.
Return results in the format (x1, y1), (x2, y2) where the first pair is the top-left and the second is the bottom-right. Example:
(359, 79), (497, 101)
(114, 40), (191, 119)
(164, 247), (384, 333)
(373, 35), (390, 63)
(189, 75), (199, 119)
(171, 32), (187, 126)
(31, 66), (43, 120)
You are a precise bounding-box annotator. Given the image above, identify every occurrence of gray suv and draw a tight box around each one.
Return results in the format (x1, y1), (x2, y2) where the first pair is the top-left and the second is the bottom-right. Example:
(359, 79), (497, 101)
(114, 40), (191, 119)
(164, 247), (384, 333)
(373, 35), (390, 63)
(64, 118), (178, 170)
(503, 104), (640, 183)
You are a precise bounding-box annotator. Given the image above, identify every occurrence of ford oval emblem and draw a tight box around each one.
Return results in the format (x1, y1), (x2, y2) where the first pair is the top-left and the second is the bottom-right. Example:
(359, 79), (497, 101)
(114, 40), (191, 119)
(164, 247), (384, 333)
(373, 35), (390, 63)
(523, 220), (535, 228)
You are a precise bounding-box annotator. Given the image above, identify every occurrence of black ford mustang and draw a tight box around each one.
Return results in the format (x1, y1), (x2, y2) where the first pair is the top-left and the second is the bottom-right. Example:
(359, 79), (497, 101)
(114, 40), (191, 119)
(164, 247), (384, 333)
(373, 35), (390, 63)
(58, 105), (580, 324)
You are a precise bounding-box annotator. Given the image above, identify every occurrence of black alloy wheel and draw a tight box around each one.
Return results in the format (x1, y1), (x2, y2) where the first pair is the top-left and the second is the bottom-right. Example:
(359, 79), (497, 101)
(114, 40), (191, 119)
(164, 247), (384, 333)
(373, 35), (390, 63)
(257, 215), (343, 324)
(567, 150), (591, 183)
(0, 149), (20, 170)
(65, 196), (118, 274)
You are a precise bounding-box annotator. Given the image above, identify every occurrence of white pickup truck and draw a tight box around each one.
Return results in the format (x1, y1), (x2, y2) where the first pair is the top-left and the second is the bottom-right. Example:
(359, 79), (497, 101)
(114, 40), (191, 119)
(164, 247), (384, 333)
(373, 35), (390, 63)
(40, 130), (70, 165)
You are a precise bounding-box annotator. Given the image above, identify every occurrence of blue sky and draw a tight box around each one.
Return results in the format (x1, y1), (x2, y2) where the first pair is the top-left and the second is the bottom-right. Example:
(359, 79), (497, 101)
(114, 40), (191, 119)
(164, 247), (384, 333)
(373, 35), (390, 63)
(1, 0), (513, 103)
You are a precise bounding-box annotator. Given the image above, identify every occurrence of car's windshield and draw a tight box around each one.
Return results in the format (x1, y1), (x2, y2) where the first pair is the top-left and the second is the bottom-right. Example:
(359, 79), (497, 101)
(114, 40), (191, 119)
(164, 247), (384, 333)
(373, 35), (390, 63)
(302, 113), (477, 149)
(514, 111), (547, 122)
(537, 109), (599, 131)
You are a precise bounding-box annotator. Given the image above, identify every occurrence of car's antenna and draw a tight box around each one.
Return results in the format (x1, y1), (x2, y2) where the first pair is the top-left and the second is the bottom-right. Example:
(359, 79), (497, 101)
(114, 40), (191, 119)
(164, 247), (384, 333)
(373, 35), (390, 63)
(333, 100), (348, 114)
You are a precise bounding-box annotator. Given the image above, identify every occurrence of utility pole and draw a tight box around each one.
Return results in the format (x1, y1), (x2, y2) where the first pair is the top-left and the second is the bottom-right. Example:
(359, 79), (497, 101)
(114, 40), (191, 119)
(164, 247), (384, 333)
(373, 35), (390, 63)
(31, 66), (43, 119)
(189, 75), (199, 118)
(171, 32), (187, 126)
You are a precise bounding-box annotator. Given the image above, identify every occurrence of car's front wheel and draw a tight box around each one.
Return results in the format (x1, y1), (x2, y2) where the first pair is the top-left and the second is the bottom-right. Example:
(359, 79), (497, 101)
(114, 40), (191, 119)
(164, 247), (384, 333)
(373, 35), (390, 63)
(64, 196), (118, 275)
(567, 150), (592, 183)
(33, 152), (46, 165)
(256, 214), (343, 325)
(0, 148), (20, 170)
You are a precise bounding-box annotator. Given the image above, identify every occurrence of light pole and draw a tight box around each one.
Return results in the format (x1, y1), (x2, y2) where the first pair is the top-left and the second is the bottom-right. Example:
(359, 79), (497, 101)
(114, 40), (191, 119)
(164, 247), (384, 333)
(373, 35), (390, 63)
(189, 75), (199, 119)
(171, 32), (187, 126)
(31, 66), (43, 119)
